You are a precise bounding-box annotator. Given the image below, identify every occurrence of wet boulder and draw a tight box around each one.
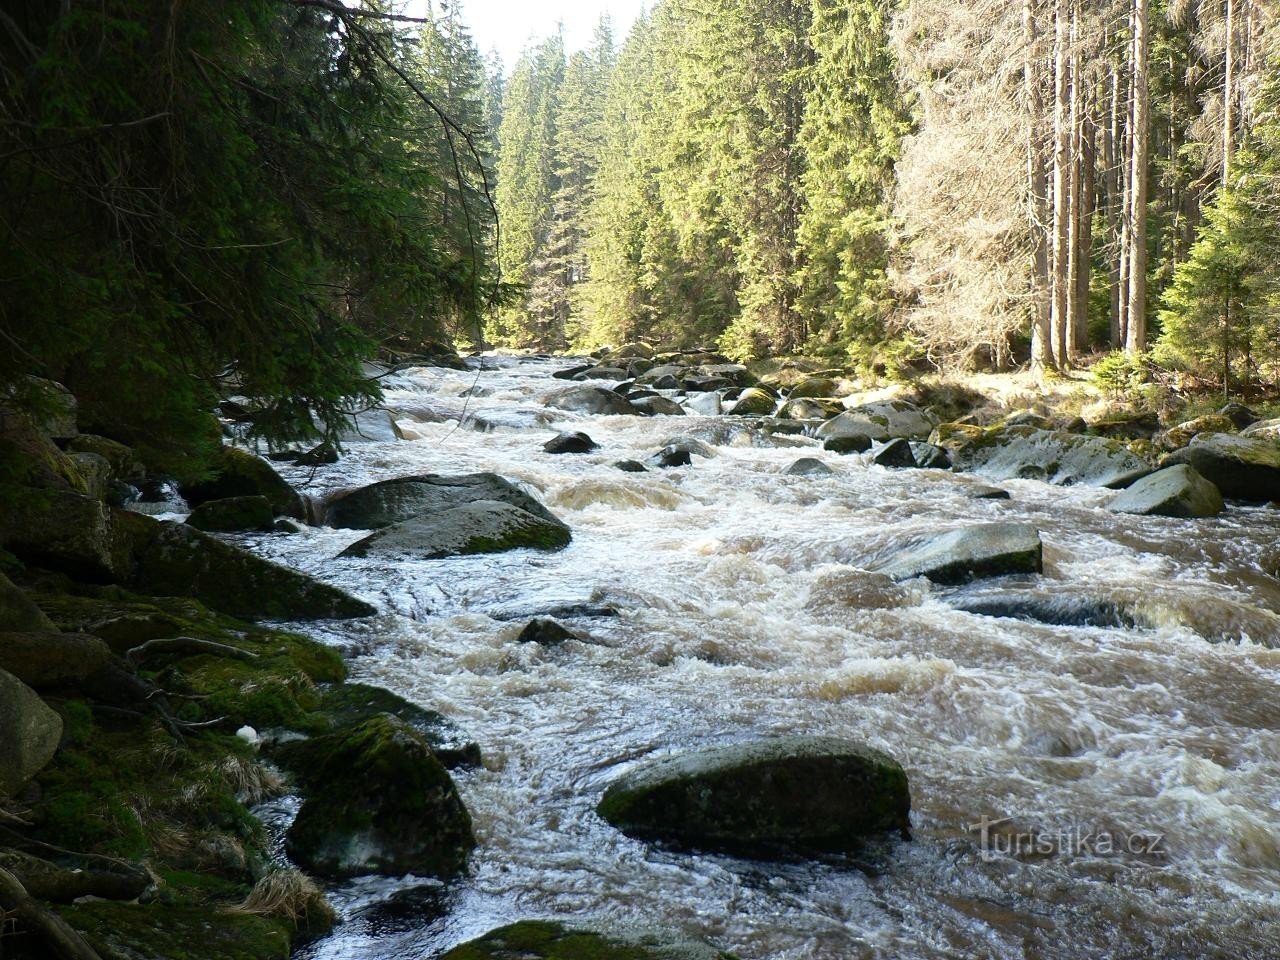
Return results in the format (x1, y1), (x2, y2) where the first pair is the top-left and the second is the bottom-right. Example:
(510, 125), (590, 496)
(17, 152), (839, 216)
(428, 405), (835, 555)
(553, 363), (594, 381)
(545, 384), (636, 417)
(948, 426), (1151, 488)
(597, 736), (910, 857)
(910, 442), (952, 470)
(1162, 433), (1280, 502)
(337, 409), (402, 443)
(872, 438), (917, 468)
(948, 589), (1136, 629)
(323, 473), (562, 529)
(682, 392), (723, 416)
(185, 495), (276, 532)
(1108, 464), (1224, 518)
(340, 500), (571, 559)
(574, 365), (628, 381)
(871, 523), (1043, 584)
(544, 431), (598, 454)
(727, 387), (778, 416)
(0, 631), (114, 690)
(777, 397), (840, 421)
(284, 714), (475, 879)
(615, 460), (648, 473)
(317, 683), (480, 769)
(823, 434), (872, 454)
(0, 667), (62, 797)
(784, 457), (833, 477)
(515, 618), (578, 646)
(822, 400), (938, 442)
(630, 396), (686, 417)
(181, 446), (306, 520)
(646, 446), (692, 469)
(966, 484), (1011, 500)
(440, 921), (739, 960)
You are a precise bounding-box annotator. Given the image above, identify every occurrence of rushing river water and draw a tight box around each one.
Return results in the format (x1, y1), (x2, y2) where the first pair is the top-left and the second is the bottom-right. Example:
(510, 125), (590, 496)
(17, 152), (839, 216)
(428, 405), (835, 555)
(244, 356), (1280, 960)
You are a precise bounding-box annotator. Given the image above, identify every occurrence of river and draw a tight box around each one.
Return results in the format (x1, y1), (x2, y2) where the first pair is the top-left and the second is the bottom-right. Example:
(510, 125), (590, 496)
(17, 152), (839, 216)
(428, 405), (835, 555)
(245, 355), (1280, 960)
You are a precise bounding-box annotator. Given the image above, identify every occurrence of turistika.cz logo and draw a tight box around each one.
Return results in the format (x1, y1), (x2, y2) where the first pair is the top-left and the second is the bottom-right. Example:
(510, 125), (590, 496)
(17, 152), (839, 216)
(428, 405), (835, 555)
(967, 815), (1167, 862)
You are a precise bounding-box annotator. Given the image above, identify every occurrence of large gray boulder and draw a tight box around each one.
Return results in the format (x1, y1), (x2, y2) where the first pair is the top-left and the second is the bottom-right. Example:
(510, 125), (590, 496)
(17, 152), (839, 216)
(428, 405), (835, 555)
(871, 523), (1043, 584)
(596, 736), (911, 857)
(1108, 464), (1224, 518)
(182, 446), (306, 520)
(20, 376), (77, 440)
(1162, 433), (1280, 502)
(0, 489), (132, 582)
(819, 400), (937, 442)
(545, 385), (636, 416)
(0, 667), (62, 797)
(440, 921), (739, 960)
(948, 426), (1151, 488)
(727, 387), (778, 416)
(284, 714), (474, 879)
(340, 500), (571, 559)
(323, 473), (562, 529)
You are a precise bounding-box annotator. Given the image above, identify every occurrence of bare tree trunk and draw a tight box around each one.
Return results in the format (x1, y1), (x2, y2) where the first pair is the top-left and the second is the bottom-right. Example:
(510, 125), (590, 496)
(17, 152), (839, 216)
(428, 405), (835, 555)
(1077, 110), (1097, 353)
(1107, 59), (1125, 348)
(1025, 0), (1056, 371)
(1051, 0), (1072, 366)
(1125, 0), (1150, 355)
(1223, 0), (1237, 184)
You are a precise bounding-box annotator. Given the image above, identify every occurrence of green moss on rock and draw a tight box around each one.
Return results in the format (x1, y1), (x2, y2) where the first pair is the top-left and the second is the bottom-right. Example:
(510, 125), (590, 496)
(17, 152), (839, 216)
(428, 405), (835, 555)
(182, 446), (305, 520)
(441, 920), (740, 960)
(186, 495), (276, 532)
(56, 901), (290, 960)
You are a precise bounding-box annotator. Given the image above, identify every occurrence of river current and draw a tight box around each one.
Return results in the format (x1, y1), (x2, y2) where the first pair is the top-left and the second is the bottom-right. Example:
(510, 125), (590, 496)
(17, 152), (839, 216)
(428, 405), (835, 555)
(242, 356), (1280, 960)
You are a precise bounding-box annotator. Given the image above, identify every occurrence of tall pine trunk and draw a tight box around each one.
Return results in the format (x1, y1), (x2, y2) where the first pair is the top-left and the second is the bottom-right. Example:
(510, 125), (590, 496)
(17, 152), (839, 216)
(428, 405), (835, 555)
(1125, 0), (1150, 355)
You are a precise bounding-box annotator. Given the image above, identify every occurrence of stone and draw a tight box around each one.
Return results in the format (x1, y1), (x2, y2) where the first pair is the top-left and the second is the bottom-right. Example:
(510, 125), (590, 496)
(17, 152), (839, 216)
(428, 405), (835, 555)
(682, 392), (723, 416)
(284, 714), (474, 879)
(871, 523), (1043, 584)
(0, 667), (62, 797)
(948, 426), (1151, 488)
(185, 495), (276, 532)
(1241, 418), (1280, 442)
(317, 683), (480, 769)
(646, 446), (692, 469)
(546, 385), (637, 416)
(440, 921), (739, 960)
(324, 473), (563, 529)
(630, 396), (686, 417)
(777, 398), (839, 421)
(1107, 464), (1224, 518)
(1162, 433), (1280, 502)
(1218, 402), (1258, 428)
(0, 631), (114, 690)
(823, 400), (938, 441)
(606, 342), (655, 361)
(1162, 414), (1236, 450)
(0, 489), (132, 582)
(615, 460), (648, 473)
(784, 457), (833, 477)
(181, 446), (306, 520)
(574, 366), (628, 381)
(515, 618), (578, 646)
(0, 572), (55, 632)
(68, 451), (113, 501)
(658, 436), (716, 459)
(65, 434), (139, 480)
(337, 409), (401, 443)
(910, 442), (952, 470)
(1087, 411), (1161, 440)
(597, 736), (910, 857)
(20, 377), (77, 440)
(823, 434), (872, 454)
(340, 500), (571, 559)
(787, 376), (840, 399)
(727, 387), (777, 416)
(296, 442), (340, 466)
(127, 515), (375, 621)
(872, 438), (917, 468)
(544, 431), (598, 454)
(950, 590), (1136, 628)
(966, 484), (1011, 500)
(552, 363), (594, 381)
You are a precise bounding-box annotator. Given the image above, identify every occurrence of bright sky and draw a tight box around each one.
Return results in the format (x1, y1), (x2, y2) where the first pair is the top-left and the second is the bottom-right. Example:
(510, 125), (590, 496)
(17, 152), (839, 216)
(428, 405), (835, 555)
(404, 0), (648, 71)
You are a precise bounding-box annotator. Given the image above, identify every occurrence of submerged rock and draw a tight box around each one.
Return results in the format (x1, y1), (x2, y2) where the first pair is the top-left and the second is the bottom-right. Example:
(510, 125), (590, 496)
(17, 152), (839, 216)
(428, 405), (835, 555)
(646, 446), (692, 469)
(1162, 433), (1280, 502)
(515, 618), (578, 646)
(596, 736), (911, 857)
(544, 431), (598, 454)
(324, 473), (563, 529)
(784, 457), (833, 477)
(823, 434), (871, 454)
(872, 438), (917, 468)
(440, 921), (739, 960)
(948, 590), (1137, 628)
(910, 442), (953, 470)
(340, 500), (571, 559)
(284, 714), (475, 879)
(871, 523), (1043, 584)
(630, 396), (686, 417)
(966, 484), (1011, 500)
(615, 460), (648, 473)
(1107, 464), (1224, 518)
(185, 495), (276, 532)
(947, 426), (1151, 488)
(0, 667), (62, 797)
(182, 446), (306, 520)
(545, 384), (636, 416)
(318, 683), (480, 769)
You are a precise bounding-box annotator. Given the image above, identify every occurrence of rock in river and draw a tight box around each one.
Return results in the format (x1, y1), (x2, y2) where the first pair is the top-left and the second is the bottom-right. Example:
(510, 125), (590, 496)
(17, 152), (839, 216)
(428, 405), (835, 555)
(340, 500), (571, 559)
(323, 473), (563, 529)
(1107, 464), (1224, 518)
(596, 736), (911, 857)
(947, 426), (1151, 488)
(545, 384), (636, 417)
(185, 495), (276, 532)
(785, 457), (833, 477)
(181, 446), (306, 520)
(284, 714), (475, 879)
(544, 431), (598, 454)
(871, 523), (1043, 584)
(1162, 432), (1280, 502)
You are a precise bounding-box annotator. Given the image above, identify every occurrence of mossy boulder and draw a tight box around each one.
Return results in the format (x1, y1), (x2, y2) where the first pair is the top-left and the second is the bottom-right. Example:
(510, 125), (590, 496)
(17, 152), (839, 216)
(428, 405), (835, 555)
(1107, 464), (1224, 518)
(727, 387), (778, 416)
(0, 667), (63, 797)
(127, 516), (375, 621)
(284, 714), (475, 879)
(870, 523), (1043, 584)
(19, 376), (77, 440)
(596, 736), (911, 857)
(1, 571), (55, 631)
(340, 500), (571, 560)
(66, 433), (140, 480)
(0, 631), (114, 689)
(777, 397), (841, 420)
(56, 901), (291, 960)
(819, 400), (938, 442)
(1161, 433), (1280, 502)
(1162, 414), (1237, 450)
(0, 489), (134, 582)
(186, 495), (276, 533)
(182, 447), (305, 520)
(948, 426), (1152, 488)
(441, 921), (739, 960)
(787, 376), (840, 400)
(318, 682), (480, 769)
(323, 472), (564, 530)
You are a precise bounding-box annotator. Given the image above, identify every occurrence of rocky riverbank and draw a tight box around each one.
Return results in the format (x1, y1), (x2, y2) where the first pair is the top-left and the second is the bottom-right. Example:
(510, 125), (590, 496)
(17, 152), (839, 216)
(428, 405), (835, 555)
(3, 346), (1279, 960)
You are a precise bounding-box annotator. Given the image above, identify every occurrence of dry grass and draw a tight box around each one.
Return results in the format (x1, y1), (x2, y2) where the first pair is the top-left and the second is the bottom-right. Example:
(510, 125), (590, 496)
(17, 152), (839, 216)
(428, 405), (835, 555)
(217, 756), (286, 805)
(232, 868), (337, 935)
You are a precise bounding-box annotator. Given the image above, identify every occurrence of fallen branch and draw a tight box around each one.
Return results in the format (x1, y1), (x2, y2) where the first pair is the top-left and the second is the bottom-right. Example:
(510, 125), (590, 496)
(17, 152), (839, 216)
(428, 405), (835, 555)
(126, 637), (259, 666)
(0, 867), (103, 960)
(0, 849), (150, 904)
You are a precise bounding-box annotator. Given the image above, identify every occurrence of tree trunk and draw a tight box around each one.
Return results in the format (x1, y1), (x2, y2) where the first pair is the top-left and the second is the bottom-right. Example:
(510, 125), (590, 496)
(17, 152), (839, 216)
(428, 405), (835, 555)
(1051, 0), (1072, 367)
(1223, 0), (1236, 184)
(1025, 0), (1055, 371)
(1125, 0), (1150, 355)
